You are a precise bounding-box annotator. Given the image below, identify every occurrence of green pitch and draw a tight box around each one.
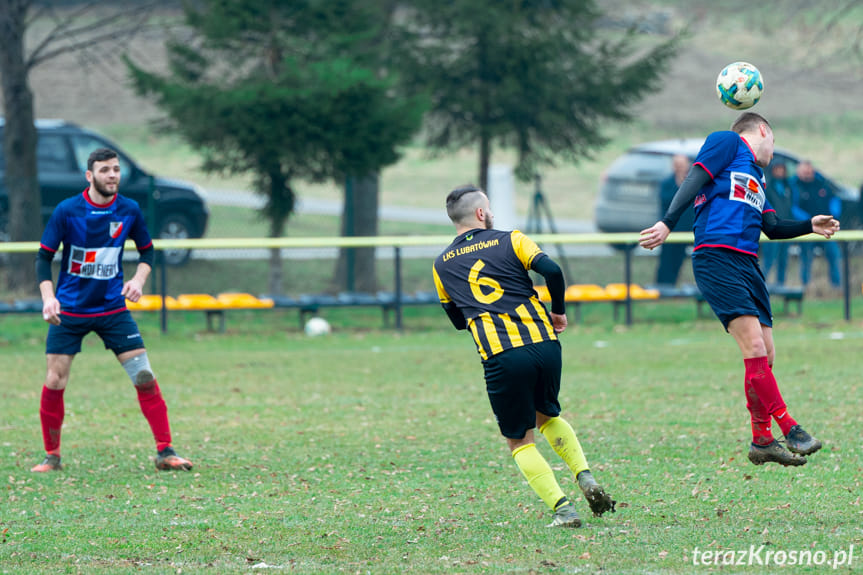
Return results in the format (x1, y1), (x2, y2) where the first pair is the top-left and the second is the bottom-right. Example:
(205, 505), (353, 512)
(1, 310), (860, 574)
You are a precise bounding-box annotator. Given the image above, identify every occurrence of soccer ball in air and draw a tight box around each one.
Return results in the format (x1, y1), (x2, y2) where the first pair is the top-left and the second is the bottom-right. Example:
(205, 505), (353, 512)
(304, 316), (331, 337)
(716, 62), (763, 110)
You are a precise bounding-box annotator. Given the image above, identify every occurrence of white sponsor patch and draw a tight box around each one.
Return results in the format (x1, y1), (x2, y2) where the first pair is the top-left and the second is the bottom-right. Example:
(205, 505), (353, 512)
(67, 245), (121, 279)
(728, 171), (765, 211)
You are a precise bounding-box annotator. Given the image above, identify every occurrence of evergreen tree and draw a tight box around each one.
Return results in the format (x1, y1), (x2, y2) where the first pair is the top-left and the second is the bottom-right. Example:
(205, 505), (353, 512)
(127, 0), (424, 294)
(398, 0), (679, 190)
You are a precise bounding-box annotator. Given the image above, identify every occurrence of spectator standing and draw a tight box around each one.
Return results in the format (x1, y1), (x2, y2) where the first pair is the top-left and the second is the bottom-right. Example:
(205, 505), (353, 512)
(655, 154), (694, 286)
(790, 160), (842, 288)
(760, 162), (792, 285)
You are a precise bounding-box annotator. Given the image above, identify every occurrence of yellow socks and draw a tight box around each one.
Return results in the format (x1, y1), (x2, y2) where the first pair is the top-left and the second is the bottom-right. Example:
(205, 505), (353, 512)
(540, 416), (590, 478)
(511, 443), (567, 511)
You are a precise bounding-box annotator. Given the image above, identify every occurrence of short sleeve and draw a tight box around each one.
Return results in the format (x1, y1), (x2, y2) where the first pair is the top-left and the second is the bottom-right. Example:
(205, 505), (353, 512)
(39, 204), (66, 253)
(432, 263), (451, 303)
(510, 230), (543, 270)
(694, 131), (739, 181)
(129, 203), (153, 250)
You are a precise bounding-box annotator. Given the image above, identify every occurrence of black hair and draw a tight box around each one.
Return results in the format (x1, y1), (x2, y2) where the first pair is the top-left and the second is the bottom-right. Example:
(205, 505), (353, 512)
(87, 148), (118, 171)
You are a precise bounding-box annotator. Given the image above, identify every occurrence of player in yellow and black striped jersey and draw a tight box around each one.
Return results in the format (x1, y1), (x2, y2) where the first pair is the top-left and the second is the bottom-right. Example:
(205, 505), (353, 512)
(433, 224), (557, 360)
(433, 184), (615, 528)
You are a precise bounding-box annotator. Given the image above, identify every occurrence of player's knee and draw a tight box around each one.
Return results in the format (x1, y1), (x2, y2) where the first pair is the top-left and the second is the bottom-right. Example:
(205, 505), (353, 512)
(121, 352), (155, 387)
(751, 341), (768, 357)
(742, 335), (767, 357)
(44, 371), (68, 390)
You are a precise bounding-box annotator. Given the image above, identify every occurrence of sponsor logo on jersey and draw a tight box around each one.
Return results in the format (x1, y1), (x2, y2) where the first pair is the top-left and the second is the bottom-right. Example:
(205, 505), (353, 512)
(729, 171), (765, 211)
(110, 221), (124, 239)
(68, 245), (121, 279)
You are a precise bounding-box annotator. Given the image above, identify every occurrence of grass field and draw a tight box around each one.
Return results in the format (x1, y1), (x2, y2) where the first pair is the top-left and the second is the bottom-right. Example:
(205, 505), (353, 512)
(1, 306), (861, 574)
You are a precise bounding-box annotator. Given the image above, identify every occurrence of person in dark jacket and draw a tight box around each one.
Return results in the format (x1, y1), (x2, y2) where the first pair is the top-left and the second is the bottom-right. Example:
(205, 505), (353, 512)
(790, 160), (842, 288)
(655, 154), (694, 285)
(760, 162), (792, 285)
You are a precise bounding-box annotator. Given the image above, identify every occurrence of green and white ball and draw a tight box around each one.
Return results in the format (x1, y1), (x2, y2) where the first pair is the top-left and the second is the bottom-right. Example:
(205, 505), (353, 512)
(716, 62), (763, 110)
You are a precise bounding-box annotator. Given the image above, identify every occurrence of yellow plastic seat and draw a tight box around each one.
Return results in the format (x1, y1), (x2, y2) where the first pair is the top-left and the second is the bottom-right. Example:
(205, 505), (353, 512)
(163, 296), (182, 310)
(217, 292), (275, 309)
(605, 283), (660, 300)
(126, 294), (168, 311)
(565, 284), (612, 302)
(175, 293), (223, 310)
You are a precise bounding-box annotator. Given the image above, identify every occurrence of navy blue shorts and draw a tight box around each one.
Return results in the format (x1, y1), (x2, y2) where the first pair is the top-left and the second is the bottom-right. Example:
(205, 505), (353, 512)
(46, 309), (145, 355)
(482, 340), (562, 439)
(692, 248), (772, 330)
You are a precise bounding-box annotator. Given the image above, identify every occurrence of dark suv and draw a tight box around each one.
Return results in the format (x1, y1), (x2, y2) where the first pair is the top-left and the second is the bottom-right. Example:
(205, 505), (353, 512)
(0, 119), (209, 265)
(594, 138), (862, 233)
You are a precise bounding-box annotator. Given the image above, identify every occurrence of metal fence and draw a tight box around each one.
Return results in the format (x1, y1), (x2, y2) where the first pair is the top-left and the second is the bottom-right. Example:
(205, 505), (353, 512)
(2, 231), (862, 331)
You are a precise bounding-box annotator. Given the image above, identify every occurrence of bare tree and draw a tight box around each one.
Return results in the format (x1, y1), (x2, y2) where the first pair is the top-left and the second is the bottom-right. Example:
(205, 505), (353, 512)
(0, 0), (156, 292)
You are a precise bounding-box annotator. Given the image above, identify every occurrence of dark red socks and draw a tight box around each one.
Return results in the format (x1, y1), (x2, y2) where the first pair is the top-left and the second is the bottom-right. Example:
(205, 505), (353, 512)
(136, 380), (172, 452)
(744, 356), (797, 439)
(39, 386), (65, 454)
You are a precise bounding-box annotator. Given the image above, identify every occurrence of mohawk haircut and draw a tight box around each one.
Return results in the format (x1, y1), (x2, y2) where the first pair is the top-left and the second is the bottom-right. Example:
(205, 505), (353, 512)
(446, 184), (485, 225)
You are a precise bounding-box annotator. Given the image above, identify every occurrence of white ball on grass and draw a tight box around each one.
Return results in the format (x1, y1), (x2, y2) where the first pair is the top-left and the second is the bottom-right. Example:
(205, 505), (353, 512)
(304, 317), (331, 337)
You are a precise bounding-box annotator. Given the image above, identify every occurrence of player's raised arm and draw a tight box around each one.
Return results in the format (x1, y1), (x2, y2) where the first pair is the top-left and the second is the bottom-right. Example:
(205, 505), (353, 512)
(640, 164), (711, 250)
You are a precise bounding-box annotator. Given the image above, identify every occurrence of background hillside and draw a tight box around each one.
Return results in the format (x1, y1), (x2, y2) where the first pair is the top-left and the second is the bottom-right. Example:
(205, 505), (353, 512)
(7, 0), (863, 222)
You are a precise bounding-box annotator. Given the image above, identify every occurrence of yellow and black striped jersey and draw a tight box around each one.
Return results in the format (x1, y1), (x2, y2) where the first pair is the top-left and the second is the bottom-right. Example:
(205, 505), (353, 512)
(432, 228), (557, 360)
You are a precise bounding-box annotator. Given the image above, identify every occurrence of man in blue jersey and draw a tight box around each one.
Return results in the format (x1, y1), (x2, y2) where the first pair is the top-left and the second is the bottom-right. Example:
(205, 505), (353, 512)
(433, 185), (615, 528)
(32, 148), (193, 473)
(640, 113), (839, 467)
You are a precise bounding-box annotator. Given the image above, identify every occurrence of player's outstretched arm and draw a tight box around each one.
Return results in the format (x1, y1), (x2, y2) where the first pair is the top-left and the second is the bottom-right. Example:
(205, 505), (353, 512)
(811, 214), (840, 239)
(639, 221), (670, 250)
(641, 163), (709, 249)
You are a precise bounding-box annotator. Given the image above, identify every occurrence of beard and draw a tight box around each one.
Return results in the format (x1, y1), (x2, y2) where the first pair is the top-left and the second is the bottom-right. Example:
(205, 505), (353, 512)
(485, 216), (494, 230)
(91, 178), (118, 198)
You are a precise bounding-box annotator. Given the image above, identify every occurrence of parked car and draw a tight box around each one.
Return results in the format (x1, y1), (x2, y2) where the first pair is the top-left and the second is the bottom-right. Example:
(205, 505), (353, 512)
(594, 138), (862, 234)
(0, 119), (209, 265)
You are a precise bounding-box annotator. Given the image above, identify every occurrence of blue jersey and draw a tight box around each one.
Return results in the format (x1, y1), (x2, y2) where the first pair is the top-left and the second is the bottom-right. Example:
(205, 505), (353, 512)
(40, 190), (153, 317)
(691, 131), (774, 257)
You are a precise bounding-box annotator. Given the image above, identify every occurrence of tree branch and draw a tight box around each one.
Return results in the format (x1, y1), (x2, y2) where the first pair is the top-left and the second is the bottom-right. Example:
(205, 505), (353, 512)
(26, 1), (100, 66)
(26, 2), (159, 70)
